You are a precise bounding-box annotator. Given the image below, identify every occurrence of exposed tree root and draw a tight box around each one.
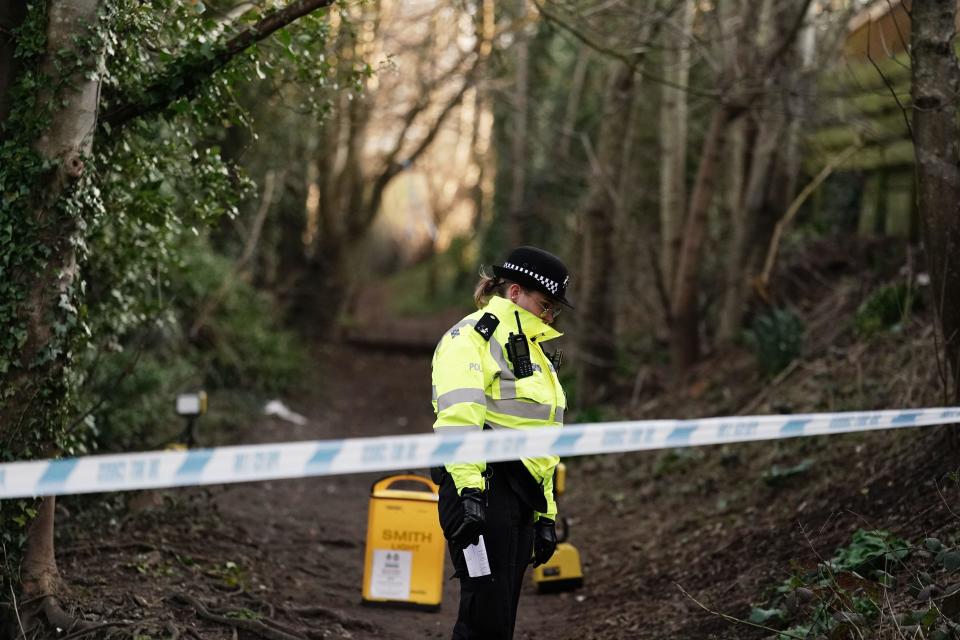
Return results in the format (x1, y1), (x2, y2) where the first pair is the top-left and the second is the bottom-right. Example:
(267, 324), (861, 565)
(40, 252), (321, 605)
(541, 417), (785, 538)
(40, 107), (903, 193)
(208, 582), (245, 597)
(171, 592), (307, 640)
(260, 616), (309, 638)
(17, 594), (112, 639)
(232, 591), (275, 619)
(279, 604), (378, 632)
(18, 498), (125, 639)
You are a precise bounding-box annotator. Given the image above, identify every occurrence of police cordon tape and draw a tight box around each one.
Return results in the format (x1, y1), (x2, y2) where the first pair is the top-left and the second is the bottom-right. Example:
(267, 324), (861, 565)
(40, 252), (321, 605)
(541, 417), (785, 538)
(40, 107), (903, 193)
(1, 407), (959, 499)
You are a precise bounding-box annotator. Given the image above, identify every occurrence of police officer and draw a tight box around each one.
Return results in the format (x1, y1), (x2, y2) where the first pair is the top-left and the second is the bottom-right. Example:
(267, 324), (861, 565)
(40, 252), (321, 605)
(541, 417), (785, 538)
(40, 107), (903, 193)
(431, 246), (572, 640)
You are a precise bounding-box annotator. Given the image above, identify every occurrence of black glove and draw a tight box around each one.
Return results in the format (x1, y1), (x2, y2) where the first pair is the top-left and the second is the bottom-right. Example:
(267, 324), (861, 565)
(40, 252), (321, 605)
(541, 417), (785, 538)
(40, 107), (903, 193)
(449, 487), (485, 547)
(532, 517), (558, 567)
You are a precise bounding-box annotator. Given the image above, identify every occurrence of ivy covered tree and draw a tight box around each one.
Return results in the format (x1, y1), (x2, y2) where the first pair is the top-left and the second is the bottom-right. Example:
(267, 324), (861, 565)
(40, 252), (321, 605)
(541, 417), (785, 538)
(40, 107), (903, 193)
(0, 0), (350, 633)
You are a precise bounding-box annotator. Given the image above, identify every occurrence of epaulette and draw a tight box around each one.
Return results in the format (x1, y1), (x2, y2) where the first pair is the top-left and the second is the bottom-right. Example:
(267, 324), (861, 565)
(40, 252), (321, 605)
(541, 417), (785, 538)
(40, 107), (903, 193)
(473, 312), (499, 341)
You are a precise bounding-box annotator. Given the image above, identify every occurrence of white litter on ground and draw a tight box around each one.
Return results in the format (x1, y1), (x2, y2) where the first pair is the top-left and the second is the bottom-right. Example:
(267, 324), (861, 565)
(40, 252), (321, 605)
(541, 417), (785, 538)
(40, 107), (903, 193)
(263, 399), (308, 425)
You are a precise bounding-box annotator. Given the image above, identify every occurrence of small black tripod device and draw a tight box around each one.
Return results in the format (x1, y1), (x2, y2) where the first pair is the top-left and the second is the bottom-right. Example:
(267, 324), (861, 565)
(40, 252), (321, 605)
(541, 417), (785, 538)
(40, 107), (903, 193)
(506, 311), (534, 378)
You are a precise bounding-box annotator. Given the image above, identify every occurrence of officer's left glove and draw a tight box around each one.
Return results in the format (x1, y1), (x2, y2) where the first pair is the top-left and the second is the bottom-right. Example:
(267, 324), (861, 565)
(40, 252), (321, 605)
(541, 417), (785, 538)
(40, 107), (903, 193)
(532, 517), (558, 567)
(449, 488), (485, 548)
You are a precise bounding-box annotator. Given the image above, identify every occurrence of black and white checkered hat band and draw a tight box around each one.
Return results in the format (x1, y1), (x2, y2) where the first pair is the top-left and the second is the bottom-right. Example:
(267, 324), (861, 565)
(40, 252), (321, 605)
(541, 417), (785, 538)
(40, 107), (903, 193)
(503, 261), (561, 296)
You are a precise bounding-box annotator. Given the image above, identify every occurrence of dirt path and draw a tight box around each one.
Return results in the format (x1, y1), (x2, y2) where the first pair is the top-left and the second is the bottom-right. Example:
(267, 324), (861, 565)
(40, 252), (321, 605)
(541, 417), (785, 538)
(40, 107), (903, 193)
(204, 282), (586, 639)
(59, 290), (580, 639)
(211, 341), (578, 639)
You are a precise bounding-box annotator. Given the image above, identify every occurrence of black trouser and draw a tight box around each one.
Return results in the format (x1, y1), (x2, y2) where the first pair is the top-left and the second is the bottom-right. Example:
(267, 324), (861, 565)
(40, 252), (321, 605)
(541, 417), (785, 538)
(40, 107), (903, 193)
(437, 467), (535, 640)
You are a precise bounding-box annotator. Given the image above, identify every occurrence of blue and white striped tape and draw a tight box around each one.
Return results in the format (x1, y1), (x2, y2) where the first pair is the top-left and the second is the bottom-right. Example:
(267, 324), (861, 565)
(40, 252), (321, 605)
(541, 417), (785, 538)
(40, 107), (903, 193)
(0, 407), (957, 499)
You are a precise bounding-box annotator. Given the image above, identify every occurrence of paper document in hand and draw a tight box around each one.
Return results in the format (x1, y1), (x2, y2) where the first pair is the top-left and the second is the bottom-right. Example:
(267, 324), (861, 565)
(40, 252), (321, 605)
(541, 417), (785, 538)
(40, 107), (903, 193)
(463, 535), (492, 577)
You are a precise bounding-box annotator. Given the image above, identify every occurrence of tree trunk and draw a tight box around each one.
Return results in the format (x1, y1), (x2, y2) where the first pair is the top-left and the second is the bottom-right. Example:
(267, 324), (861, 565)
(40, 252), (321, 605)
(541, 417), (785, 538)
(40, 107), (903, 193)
(669, 105), (734, 368)
(558, 45), (590, 161)
(1, 0), (104, 445)
(612, 61), (645, 347)
(341, 92), (370, 240)
(717, 111), (784, 341)
(295, 240), (351, 336)
(1, 0), (105, 632)
(507, 0), (529, 247)
(911, 0), (960, 400)
(576, 62), (635, 405)
(19, 497), (59, 625)
(717, 115), (746, 339)
(658, 0), (694, 295)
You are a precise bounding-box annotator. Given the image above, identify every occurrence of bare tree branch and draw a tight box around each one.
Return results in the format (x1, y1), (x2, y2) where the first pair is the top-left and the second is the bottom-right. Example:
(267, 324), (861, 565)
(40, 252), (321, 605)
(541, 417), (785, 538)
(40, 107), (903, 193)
(866, 24), (914, 139)
(532, 0), (636, 66)
(578, 130), (620, 211)
(676, 583), (807, 640)
(531, 0), (718, 99)
(359, 68), (479, 236)
(379, 49), (479, 174)
(101, 0), (335, 132)
(756, 141), (862, 294)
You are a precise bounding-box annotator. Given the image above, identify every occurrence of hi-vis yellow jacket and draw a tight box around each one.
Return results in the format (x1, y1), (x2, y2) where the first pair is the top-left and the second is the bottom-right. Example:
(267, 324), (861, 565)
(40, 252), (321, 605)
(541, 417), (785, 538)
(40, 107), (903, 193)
(431, 295), (566, 519)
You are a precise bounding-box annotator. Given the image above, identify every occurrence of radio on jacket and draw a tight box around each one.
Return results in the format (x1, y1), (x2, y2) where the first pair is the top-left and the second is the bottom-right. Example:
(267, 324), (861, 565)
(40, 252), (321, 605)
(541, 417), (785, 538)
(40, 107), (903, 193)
(506, 311), (534, 378)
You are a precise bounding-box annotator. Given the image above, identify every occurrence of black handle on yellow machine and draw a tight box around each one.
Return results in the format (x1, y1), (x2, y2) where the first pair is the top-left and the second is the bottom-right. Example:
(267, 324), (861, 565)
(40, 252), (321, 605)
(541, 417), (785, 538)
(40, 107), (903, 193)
(370, 473), (439, 496)
(556, 516), (570, 544)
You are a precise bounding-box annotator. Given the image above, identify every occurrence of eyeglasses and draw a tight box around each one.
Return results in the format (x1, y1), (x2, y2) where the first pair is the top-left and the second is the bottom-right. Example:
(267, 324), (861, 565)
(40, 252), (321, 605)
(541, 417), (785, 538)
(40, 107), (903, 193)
(526, 291), (562, 319)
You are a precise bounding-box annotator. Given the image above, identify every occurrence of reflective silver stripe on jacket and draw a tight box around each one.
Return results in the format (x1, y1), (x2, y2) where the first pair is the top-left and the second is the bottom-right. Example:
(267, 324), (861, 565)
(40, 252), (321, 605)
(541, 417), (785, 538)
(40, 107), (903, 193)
(434, 424), (483, 433)
(484, 420), (561, 431)
(488, 338), (516, 397)
(555, 406), (564, 423)
(485, 397), (553, 421)
(436, 388), (487, 411)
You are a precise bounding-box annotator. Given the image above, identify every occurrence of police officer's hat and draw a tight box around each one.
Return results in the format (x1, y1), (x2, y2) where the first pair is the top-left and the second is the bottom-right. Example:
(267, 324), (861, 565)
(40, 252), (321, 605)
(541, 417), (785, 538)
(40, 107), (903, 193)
(492, 246), (574, 308)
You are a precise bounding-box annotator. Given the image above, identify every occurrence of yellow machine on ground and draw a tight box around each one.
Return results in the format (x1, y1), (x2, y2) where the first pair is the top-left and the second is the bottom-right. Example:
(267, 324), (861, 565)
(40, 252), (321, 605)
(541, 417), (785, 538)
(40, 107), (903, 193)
(361, 474), (445, 611)
(532, 462), (584, 592)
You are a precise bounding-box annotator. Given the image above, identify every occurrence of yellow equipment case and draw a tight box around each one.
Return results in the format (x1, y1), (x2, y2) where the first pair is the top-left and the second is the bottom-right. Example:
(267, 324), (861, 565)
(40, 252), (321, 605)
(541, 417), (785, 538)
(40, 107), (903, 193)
(361, 474), (445, 611)
(532, 540), (584, 592)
